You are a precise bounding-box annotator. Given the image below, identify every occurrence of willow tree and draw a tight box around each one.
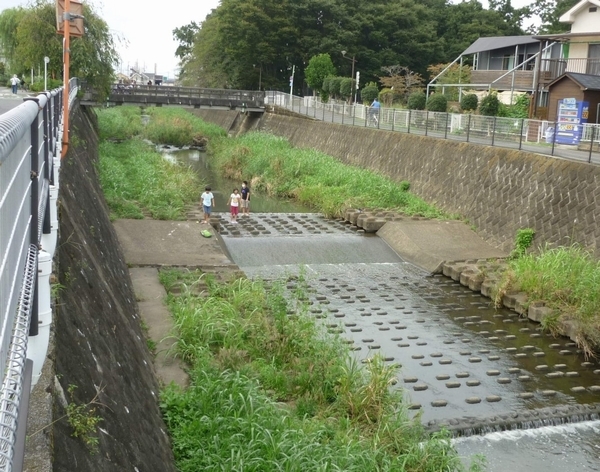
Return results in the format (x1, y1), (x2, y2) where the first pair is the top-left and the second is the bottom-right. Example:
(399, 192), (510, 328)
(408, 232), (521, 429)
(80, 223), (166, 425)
(0, 0), (118, 96)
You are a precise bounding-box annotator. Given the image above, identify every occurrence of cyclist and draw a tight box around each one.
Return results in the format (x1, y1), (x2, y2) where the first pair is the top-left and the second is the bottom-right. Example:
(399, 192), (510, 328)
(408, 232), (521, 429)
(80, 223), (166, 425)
(369, 98), (380, 126)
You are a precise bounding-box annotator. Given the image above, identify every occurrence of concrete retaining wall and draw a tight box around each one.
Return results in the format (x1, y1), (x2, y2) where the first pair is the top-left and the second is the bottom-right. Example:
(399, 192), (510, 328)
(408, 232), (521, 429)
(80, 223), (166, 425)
(197, 109), (599, 254)
(26, 105), (176, 471)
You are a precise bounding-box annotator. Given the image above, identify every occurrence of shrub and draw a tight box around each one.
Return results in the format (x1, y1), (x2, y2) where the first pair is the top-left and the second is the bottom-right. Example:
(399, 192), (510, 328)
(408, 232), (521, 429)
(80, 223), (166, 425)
(407, 91), (426, 110)
(361, 82), (379, 103)
(328, 76), (342, 97)
(426, 94), (448, 112)
(339, 77), (354, 100)
(460, 93), (478, 112)
(479, 93), (500, 116)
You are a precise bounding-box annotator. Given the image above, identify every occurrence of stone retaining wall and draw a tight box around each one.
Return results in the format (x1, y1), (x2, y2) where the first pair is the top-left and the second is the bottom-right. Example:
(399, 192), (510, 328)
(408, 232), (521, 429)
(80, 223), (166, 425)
(257, 112), (600, 254)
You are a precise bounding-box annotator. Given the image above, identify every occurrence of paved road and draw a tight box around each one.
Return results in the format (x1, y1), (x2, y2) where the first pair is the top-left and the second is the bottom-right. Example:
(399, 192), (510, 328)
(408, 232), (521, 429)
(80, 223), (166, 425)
(0, 88), (32, 115)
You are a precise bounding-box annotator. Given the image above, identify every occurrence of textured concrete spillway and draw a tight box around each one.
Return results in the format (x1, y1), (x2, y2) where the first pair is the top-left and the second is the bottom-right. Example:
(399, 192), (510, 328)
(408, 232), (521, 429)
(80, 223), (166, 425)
(220, 213), (600, 435)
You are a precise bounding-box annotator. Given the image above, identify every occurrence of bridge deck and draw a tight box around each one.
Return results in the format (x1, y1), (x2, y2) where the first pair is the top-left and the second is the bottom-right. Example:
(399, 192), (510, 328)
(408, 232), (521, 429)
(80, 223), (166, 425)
(82, 85), (265, 111)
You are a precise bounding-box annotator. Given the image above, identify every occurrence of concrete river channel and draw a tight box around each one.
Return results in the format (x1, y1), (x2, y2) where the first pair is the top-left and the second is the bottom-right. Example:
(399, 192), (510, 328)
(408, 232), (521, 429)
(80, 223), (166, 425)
(167, 148), (600, 471)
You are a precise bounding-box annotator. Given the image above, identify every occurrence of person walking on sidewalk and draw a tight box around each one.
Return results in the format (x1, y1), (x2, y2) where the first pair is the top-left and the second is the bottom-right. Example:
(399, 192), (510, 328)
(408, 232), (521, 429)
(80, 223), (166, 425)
(201, 186), (214, 224)
(228, 188), (241, 224)
(10, 75), (19, 94)
(240, 180), (250, 216)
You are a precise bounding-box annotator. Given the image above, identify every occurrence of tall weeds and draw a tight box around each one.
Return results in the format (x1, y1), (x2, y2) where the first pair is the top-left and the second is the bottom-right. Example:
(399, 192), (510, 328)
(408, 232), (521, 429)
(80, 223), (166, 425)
(210, 132), (452, 218)
(159, 269), (483, 471)
(501, 244), (600, 351)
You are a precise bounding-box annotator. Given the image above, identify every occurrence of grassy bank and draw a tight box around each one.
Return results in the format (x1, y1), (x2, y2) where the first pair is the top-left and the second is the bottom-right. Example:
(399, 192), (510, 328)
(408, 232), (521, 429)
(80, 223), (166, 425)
(210, 132), (453, 218)
(159, 269), (483, 472)
(496, 244), (600, 354)
(96, 107), (225, 219)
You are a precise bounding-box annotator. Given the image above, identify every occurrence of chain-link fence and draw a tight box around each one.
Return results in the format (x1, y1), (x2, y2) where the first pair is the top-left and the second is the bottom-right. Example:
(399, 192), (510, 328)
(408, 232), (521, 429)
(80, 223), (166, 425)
(265, 91), (600, 164)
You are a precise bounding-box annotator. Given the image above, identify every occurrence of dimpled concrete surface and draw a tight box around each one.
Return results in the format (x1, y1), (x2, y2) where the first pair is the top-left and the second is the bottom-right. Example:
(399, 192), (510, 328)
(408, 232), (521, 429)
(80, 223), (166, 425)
(223, 214), (600, 434)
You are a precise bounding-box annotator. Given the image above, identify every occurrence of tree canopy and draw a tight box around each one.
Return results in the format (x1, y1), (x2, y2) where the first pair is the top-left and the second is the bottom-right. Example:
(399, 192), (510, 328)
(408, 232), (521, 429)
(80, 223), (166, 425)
(175, 0), (563, 92)
(0, 0), (118, 96)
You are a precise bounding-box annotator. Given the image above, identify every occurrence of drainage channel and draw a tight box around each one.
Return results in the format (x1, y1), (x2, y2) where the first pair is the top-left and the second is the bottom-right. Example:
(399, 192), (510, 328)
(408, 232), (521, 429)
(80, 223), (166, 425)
(220, 213), (600, 436)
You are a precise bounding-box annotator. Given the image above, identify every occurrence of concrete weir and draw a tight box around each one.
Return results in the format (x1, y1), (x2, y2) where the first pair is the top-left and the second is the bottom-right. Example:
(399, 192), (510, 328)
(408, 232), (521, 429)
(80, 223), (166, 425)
(219, 213), (600, 436)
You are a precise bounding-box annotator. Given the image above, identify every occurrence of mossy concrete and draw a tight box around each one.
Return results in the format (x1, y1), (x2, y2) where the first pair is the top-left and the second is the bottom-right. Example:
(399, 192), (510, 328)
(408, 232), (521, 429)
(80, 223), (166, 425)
(24, 105), (177, 471)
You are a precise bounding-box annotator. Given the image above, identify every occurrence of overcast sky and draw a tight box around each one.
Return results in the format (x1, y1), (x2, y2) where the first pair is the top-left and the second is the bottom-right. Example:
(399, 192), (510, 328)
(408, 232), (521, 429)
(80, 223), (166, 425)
(2, 0), (535, 79)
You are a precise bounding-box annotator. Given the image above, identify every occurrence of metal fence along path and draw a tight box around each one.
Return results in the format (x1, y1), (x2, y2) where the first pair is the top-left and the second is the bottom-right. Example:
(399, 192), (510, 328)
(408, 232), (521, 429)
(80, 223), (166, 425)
(265, 91), (600, 165)
(0, 78), (75, 471)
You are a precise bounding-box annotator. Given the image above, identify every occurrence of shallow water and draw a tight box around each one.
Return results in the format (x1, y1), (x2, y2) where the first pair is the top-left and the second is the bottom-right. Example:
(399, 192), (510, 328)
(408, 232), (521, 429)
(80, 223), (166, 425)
(161, 148), (311, 213)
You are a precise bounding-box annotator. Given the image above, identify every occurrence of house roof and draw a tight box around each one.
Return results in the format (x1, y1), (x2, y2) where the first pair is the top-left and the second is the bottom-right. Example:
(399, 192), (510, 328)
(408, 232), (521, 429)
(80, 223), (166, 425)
(533, 31), (600, 41)
(461, 36), (539, 56)
(560, 0), (600, 24)
(548, 72), (600, 91)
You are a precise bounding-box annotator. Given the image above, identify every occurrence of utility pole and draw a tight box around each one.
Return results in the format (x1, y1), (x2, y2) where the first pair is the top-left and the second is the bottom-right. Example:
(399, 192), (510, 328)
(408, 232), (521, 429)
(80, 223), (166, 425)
(289, 64), (295, 103)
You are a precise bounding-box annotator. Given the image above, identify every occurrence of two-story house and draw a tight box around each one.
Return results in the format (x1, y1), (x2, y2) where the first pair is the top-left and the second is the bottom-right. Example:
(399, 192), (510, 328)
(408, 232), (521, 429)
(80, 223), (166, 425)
(428, 0), (600, 122)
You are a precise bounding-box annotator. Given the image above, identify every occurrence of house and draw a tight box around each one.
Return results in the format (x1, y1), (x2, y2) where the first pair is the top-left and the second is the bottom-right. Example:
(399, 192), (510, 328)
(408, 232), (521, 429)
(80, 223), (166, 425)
(427, 0), (600, 118)
(532, 0), (600, 119)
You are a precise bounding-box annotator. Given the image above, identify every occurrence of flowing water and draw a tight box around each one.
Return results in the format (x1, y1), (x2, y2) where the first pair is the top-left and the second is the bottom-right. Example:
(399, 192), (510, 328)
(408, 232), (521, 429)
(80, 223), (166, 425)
(168, 148), (600, 471)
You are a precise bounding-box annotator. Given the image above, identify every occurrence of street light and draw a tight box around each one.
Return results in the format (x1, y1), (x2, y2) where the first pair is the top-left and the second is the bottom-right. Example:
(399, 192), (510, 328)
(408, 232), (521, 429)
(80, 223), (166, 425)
(341, 50), (357, 104)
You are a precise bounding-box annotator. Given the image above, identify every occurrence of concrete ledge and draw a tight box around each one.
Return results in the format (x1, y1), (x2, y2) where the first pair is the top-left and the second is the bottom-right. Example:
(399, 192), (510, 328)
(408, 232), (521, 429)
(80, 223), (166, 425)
(376, 219), (508, 273)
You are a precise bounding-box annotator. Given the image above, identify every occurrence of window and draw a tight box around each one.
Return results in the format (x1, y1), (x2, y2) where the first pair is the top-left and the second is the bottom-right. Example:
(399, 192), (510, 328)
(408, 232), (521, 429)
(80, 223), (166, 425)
(502, 55), (514, 70)
(589, 6), (597, 12)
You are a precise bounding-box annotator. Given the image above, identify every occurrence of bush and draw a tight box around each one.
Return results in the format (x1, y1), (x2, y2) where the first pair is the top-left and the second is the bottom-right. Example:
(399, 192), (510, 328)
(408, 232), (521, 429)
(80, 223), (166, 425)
(328, 76), (342, 97)
(498, 94), (530, 119)
(361, 82), (379, 103)
(479, 93), (500, 116)
(407, 91), (426, 110)
(339, 77), (354, 100)
(426, 94), (448, 112)
(322, 77), (332, 96)
(460, 94), (478, 112)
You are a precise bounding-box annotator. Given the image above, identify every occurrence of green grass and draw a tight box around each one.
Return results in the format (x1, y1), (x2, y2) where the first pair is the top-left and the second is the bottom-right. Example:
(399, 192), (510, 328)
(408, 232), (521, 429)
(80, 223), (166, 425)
(143, 107), (227, 146)
(96, 106), (144, 141)
(209, 132), (454, 218)
(98, 139), (199, 220)
(159, 269), (484, 472)
(96, 107), (229, 219)
(499, 244), (600, 354)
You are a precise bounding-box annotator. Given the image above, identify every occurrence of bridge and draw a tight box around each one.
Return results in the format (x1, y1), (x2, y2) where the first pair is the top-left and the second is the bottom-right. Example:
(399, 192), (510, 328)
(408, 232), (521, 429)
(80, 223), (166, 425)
(82, 85), (265, 112)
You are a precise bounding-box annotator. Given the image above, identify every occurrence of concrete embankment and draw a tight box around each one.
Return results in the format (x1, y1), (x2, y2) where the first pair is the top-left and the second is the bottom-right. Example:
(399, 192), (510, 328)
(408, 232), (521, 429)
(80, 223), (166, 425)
(194, 107), (600, 256)
(25, 105), (177, 471)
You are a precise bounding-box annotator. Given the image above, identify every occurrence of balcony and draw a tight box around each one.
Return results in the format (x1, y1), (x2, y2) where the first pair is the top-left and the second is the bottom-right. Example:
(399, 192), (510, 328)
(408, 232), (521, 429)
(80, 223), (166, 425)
(470, 58), (600, 90)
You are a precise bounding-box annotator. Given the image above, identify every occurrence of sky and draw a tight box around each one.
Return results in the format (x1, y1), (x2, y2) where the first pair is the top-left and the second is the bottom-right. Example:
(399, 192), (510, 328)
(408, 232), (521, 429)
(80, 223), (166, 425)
(2, 0), (221, 79)
(2, 0), (536, 80)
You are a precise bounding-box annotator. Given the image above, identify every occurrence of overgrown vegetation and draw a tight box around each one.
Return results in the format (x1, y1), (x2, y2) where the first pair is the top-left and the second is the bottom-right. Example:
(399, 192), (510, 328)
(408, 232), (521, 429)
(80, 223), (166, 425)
(209, 131), (453, 218)
(497, 243), (600, 355)
(96, 107), (227, 220)
(159, 269), (484, 471)
(509, 227), (535, 259)
(143, 107), (227, 147)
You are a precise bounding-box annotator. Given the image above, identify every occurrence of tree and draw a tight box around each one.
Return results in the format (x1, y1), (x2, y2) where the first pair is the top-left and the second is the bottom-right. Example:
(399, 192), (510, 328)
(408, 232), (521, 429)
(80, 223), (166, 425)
(173, 22), (200, 77)
(529, 0), (578, 34)
(339, 77), (354, 101)
(2, 1), (118, 97)
(361, 82), (379, 104)
(427, 94), (447, 112)
(427, 63), (472, 101)
(460, 93), (478, 112)
(407, 91), (426, 110)
(479, 92), (501, 116)
(328, 76), (342, 98)
(379, 65), (424, 104)
(305, 53), (336, 95)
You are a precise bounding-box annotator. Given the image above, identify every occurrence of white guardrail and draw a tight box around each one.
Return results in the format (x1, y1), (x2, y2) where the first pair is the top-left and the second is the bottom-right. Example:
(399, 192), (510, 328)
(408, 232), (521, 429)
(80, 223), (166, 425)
(0, 77), (77, 471)
(265, 91), (600, 163)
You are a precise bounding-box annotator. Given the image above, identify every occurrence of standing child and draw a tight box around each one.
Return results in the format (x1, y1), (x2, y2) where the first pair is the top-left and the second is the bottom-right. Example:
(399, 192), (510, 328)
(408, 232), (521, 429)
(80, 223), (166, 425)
(201, 186), (214, 224)
(240, 181), (250, 216)
(228, 188), (241, 223)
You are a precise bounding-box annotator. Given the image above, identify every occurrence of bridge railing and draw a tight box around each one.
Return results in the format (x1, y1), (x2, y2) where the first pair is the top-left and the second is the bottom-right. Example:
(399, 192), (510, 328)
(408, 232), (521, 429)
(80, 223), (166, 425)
(265, 91), (600, 164)
(0, 77), (76, 471)
(97, 84), (265, 109)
